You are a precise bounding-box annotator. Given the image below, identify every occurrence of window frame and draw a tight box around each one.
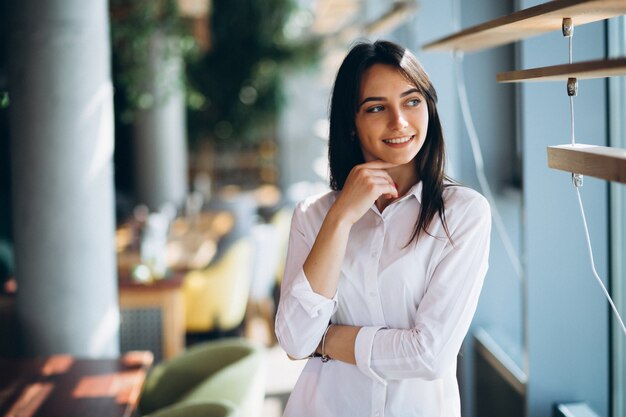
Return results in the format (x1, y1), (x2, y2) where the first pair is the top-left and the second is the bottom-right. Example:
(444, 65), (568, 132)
(607, 16), (626, 417)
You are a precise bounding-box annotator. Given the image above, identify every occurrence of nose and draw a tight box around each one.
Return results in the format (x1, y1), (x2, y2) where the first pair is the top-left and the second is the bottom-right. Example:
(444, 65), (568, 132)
(388, 108), (408, 131)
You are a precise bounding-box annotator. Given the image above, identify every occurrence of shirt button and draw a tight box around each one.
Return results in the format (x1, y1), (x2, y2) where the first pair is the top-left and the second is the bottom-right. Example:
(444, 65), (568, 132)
(369, 291), (376, 297)
(375, 411), (381, 417)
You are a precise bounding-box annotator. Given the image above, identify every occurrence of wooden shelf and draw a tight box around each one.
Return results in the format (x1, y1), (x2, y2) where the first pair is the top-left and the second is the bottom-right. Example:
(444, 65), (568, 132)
(547, 144), (626, 183)
(497, 57), (626, 82)
(422, 0), (626, 52)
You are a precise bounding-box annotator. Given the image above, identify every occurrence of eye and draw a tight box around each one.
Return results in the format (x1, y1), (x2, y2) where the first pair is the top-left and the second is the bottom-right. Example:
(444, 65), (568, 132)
(365, 105), (384, 113)
(406, 97), (422, 107)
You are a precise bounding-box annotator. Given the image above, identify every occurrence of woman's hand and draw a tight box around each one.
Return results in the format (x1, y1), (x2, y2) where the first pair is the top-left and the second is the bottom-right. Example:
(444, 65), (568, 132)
(329, 160), (399, 224)
(302, 160), (399, 298)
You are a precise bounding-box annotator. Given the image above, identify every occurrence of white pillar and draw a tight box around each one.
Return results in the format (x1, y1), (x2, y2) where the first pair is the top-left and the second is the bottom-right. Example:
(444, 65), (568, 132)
(9, 0), (119, 357)
(134, 31), (188, 211)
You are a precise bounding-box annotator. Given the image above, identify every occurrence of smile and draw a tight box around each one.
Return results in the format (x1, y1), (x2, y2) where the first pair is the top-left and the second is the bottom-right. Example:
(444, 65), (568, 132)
(383, 135), (414, 144)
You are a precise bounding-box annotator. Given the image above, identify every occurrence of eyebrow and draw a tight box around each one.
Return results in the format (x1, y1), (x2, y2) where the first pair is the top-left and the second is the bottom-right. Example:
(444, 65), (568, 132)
(358, 88), (420, 109)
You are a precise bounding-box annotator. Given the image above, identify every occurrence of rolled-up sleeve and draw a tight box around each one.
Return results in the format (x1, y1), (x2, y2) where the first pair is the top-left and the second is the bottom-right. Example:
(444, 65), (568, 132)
(355, 195), (491, 381)
(275, 203), (338, 359)
(355, 325), (388, 385)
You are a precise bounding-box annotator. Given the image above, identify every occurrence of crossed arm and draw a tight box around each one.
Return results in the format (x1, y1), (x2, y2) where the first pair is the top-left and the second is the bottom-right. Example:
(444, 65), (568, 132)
(300, 161), (398, 364)
(275, 161), (491, 380)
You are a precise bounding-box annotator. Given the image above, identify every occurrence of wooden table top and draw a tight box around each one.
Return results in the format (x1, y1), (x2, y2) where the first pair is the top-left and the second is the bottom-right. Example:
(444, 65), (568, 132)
(118, 273), (184, 290)
(116, 211), (235, 276)
(0, 351), (153, 417)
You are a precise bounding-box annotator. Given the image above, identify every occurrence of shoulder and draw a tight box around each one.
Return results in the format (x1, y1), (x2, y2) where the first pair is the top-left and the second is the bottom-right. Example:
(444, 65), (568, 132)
(295, 190), (337, 214)
(292, 191), (337, 231)
(442, 184), (491, 221)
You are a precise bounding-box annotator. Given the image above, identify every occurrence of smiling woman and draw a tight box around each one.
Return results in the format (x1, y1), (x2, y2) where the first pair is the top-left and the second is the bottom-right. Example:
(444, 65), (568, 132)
(275, 40), (492, 417)
(328, 41), (450, 239)
(355, 64), (428, 172)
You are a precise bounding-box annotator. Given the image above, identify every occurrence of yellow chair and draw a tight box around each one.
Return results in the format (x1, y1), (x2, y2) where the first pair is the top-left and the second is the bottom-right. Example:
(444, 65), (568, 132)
(269, 207), (292, 285)
(243, 207), (292, 346)
(183, 238), (253, 333)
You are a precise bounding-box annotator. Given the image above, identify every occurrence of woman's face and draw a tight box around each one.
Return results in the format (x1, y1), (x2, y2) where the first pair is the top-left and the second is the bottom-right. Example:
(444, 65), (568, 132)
(354, 63), (428, 166)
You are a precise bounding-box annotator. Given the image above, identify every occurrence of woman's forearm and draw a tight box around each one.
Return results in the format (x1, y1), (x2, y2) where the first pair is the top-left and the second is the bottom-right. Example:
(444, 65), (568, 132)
(303, 207), (353, 299)
(303, 161), (398, 299)
(318, 324), (360, 365)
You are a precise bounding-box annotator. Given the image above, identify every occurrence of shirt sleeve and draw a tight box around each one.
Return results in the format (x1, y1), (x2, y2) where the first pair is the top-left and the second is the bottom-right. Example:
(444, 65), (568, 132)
(354, 195), (491, 381)
(275, 202), (338, 359)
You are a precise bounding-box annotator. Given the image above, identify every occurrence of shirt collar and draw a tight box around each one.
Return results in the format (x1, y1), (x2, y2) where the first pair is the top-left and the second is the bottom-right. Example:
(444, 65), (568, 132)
(369, 181), (423, 215)
(405, 181), (422, 204)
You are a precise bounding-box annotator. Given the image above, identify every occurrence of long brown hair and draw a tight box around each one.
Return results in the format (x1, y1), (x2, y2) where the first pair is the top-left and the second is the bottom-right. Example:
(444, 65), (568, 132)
(328, 40), (452, 243)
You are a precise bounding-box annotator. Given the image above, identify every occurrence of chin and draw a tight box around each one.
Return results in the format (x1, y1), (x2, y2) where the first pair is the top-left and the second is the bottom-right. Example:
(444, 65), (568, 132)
(388, 150), (421, 165)
(396, 157), (418, 166)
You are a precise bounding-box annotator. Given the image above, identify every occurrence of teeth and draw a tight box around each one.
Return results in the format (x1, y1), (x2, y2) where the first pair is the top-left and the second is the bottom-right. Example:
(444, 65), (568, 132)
(383, 136), (413, 144)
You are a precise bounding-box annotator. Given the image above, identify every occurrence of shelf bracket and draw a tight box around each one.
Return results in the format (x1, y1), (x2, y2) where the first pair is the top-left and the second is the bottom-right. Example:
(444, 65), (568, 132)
(562, 17), (574, 37)
(567, 77), (578, 96)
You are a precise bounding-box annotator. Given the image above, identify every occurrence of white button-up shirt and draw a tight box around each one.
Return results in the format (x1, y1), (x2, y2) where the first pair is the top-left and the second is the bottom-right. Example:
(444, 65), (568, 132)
(275, 182), (491, 417)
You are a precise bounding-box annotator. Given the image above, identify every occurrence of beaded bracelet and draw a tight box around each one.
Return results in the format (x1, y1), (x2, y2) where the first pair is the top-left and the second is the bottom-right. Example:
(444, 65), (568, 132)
(320, 323), (334, 363)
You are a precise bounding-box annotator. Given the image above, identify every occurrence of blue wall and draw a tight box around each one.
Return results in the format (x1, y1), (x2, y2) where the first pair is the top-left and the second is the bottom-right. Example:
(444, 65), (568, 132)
(520, 2), (610, 414)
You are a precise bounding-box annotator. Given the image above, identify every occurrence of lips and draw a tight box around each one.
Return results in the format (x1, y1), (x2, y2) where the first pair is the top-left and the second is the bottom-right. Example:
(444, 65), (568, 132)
(382, 135), (414, 144)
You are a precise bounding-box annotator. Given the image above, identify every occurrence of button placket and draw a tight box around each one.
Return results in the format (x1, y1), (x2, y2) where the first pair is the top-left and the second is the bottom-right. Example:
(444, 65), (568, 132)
(366, 217), (387, 325)
(371, 382), (386, 417)
(365, 216), (383, 316)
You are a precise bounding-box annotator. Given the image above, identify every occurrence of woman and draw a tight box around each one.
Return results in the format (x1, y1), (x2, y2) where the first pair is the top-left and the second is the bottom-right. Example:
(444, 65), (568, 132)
(275, 40), (491, 417)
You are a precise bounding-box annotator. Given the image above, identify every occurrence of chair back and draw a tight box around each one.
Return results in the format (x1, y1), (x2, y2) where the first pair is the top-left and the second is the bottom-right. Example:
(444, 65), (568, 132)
(183, 238), (253, 332)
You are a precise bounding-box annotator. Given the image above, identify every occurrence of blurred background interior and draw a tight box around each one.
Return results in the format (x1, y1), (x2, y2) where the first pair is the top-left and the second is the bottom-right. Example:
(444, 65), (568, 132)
(0, 0), (625, 416)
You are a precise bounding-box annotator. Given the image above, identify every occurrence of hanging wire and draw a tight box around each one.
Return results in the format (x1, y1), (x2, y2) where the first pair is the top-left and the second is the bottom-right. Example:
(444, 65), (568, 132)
(453, 51), (524, 281)
(568, 35), (576, 146)
(568, 33), (573, 64)
(564, 19), (626, 336)
(574, 186), (626, 335)
(569, 96), (576, 146)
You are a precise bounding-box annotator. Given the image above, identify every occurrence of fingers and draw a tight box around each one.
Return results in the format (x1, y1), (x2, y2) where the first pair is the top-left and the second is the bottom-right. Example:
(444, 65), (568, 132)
(362, 170), (394, 185)
(350, 160), (399, 184)
(351, 166), (395, 188)
(341, 160), (400, 206)
(362, 176), (398, 199)
(333, 161), (400, 223)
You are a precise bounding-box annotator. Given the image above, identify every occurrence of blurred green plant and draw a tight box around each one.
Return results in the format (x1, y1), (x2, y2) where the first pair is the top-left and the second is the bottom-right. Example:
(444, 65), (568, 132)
(186, 0), (320, 145)
(0, 92), (8, 109)
(109, 0), (197, 123)
(110, 0), (320, 145)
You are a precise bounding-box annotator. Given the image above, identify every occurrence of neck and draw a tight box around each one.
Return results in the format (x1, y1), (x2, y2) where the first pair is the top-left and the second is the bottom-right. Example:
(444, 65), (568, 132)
(375, 162), (419, 212)
(387, 163), (419, 197)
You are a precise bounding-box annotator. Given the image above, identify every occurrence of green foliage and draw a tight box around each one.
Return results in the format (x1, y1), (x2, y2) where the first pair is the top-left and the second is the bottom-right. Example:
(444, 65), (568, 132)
(110, 0), (196, 123)
(110, 0), (320, 145)
(0, 92), (8, 109)
(186, 0), (320, 145)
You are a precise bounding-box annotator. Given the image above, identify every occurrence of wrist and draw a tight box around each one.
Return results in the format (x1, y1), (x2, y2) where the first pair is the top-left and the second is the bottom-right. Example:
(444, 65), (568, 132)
(326, 205), (356, 229)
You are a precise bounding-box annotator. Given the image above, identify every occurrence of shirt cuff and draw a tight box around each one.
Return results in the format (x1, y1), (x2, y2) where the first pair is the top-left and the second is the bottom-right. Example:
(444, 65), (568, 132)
(355, 326), (387, 386)
(289, 269), (338, 318)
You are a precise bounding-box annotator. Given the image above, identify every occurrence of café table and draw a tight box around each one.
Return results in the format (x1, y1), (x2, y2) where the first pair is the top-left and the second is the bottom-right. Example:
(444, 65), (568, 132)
(115, 210), (235, 360)
(0, 351), (153, 417)
(118, 274), (185, 360)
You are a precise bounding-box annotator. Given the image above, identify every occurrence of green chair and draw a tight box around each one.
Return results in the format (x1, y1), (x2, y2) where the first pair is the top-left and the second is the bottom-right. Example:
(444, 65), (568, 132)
(145, 401), (238, 417)
(139, 338), (266, 417)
